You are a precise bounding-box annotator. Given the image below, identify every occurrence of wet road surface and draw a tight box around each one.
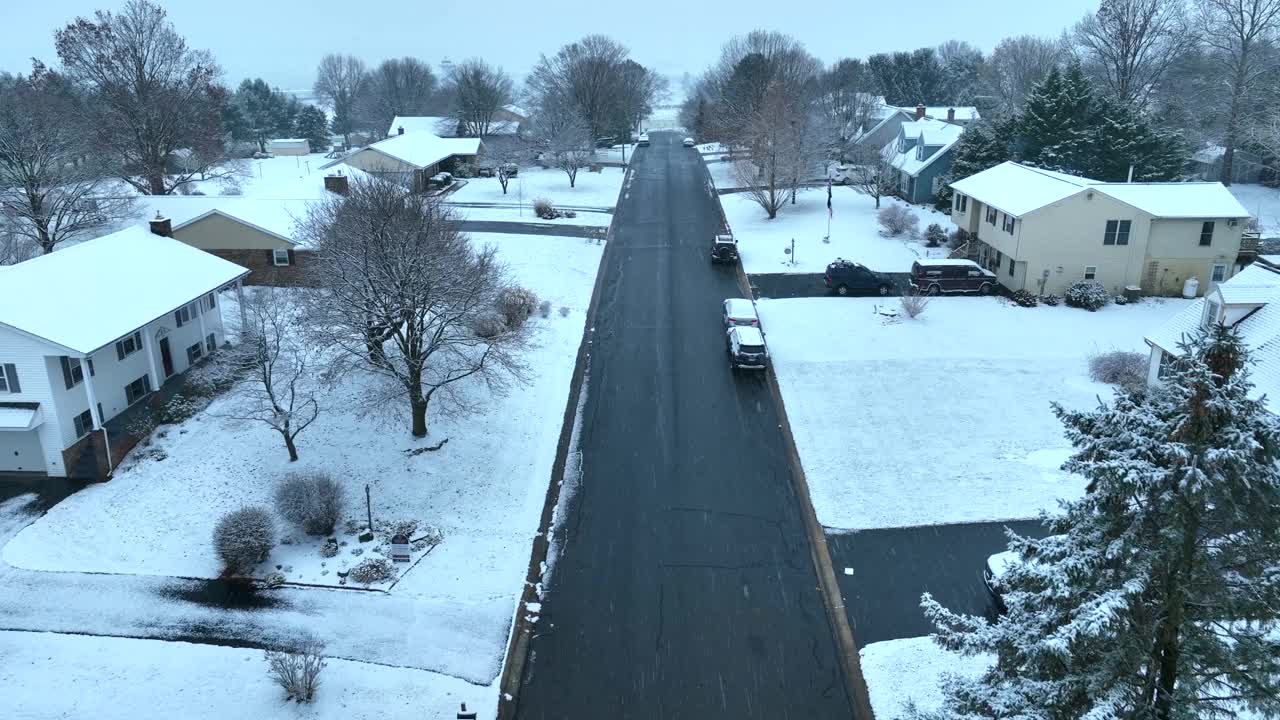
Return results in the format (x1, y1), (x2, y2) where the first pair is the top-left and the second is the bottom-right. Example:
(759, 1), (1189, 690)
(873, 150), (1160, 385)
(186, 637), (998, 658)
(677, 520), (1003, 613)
(514, 132), (853, 718)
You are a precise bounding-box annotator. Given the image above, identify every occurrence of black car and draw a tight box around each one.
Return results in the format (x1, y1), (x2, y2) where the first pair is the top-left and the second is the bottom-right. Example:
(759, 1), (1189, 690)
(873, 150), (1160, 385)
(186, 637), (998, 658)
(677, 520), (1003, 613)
(824, 258), (892, 296)
(711, 233), (738, 263)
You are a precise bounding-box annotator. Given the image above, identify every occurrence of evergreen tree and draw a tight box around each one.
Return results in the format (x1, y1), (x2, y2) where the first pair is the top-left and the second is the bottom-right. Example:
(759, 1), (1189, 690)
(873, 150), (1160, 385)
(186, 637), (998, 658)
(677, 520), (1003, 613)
(1088, 96), (1186, 181)
(1018, 62), (1092, 173)
(234, 78), (298, 152)
(937, 118), (1014, 210)
(294, 105), (330, 152)
(920, 325), (1280, 720)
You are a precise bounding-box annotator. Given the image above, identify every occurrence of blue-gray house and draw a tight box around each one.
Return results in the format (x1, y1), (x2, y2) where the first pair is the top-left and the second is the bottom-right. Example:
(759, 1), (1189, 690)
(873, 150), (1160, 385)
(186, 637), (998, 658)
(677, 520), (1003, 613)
(882, 117), (965, 205)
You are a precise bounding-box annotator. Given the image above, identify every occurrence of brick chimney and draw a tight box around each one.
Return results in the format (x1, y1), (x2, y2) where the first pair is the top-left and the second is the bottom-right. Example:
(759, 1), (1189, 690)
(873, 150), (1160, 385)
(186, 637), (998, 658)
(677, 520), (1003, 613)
(397, 125), (405, 135)
(947, 107), (956, 122)
(323, 173), (349, 195)
(149, 213), (171, 237)
(915, 103), (926, 120)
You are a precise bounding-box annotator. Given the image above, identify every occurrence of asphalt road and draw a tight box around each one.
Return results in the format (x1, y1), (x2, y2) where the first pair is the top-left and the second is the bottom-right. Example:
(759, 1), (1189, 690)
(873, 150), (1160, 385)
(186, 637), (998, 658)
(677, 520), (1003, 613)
(826, 519), (1048, 645)
(514, 132), (852, 718)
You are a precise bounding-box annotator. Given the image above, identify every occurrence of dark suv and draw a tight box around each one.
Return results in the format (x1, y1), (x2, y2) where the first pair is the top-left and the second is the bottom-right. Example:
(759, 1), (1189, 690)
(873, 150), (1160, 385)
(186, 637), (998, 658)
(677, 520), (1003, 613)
(711, 233), (739, 263)
(824, 259), (892, 296)
(909, 260), (996, 295)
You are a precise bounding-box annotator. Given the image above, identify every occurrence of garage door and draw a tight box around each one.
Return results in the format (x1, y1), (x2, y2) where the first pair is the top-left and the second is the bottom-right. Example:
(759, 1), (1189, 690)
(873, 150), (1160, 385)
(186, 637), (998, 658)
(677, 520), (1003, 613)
(0, 430), (46, 474)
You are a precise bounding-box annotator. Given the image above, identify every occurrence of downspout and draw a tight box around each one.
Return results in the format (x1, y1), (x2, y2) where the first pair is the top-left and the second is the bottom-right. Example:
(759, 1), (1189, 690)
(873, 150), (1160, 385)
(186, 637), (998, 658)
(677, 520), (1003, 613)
(81, 355), (114, 476)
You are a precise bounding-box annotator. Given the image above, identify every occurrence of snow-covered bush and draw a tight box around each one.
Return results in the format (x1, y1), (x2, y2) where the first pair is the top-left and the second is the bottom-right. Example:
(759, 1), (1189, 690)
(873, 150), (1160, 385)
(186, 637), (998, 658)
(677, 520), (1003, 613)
(947, 228), (971, 250)
(1064, 280), (1111, 311)
(471, 312), (507, 339)
(924, 223), (947, 248)
(1089, 350), (1147, 391)
(533, 198), (556, 219)
(559, 306), (570, 318)
(900, 289), (930, 319)
(1011, 289), (1038, 307)
(538, 300), (552, 318)
(452, 162), (475, 179)
(498, 287), (539, 328)
(1043, 294), (1061, 306)
(274, 472), (344, 536)
(1114, 293), (1129, 305)
(877, 205), (919, 237)
(214, 506), (275, 573)
(349, 557), (396, 584)
(264, 638), (326, 703)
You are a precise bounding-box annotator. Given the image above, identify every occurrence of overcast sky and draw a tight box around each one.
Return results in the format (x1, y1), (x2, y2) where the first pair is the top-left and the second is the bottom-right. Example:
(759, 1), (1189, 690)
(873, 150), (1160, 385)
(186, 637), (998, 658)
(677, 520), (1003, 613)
(1, 0), (1097, 94)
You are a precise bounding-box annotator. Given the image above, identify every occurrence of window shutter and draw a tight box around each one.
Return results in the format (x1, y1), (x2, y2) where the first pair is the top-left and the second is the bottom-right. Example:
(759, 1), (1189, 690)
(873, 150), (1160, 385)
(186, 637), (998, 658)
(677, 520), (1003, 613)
(60, 356), (74, 389)
(117, 341), (126, 361)
(134, 331), (142, 348)
(207, 293), (216, 309)
(287, 250), (295, 266)
(144, 374), (153, 393)
(87, 358), (95, 377)
(174, 309), (183, 327)
(266, 249), (275, 265)
(4, 364), (19, 393)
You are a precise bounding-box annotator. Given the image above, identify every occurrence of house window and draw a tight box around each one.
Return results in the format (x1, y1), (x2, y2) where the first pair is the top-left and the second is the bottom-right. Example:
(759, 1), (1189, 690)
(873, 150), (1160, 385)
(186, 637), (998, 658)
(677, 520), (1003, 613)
(1008, 257), (1016, 277)
(1203, 299), (1221, 328)
(115, 331), (143, 361)
(186, 342), (203, 365)
(1084, 265), (1097, 280)
(205, 333), (216, 353)
(175, 304), (192, 327)
(957, 194), (967, 212)
(1103, 219), (1131, 245)
(124, 374), (153, 406)
(1200, 221), (1215, 246)
(200, 293), (216, 313)
(1211, 264), (1227, 283)
(0, 363), (15, 393)
(986, 207), (997, 224)
(273, 249), (291, 266)
(60, 356), (85, 389)
(1003, 215), (1016, 234)
(73, 408), (94, 438)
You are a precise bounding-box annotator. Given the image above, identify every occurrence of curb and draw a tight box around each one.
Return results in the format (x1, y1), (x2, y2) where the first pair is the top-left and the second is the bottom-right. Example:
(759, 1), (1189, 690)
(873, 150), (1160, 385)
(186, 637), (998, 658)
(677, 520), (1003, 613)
(494, 169), (624, 720)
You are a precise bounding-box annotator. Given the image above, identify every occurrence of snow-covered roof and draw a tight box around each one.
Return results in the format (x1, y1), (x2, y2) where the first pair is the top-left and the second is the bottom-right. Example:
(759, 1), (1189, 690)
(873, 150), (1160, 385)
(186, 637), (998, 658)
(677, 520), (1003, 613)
(173, 200), (315, 246)
(345, 133), (482, 171)
(884, 119), (964, 177)
(0, 404), (39, 430)
(950, 162), (1252, 219)
(0, 226), (248, 355)
(1192, 144), (1226, 164)
(503, 104), (528, 120)
(1145, 262), (1280, 415)
(895, 105), (981, 122)
(242, 167), (378, 201)
(387, 116), (455, 138)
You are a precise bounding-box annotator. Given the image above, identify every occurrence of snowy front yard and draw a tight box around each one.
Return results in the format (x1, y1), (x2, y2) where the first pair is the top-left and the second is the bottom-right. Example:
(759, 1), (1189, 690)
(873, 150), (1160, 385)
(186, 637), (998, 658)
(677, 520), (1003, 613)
(448, 166), (625, 214)
(0, 631), (493, 720)
(861, 636), (991, 719)
(757, 296), (1192, 530)
(717, 182), (954, 274)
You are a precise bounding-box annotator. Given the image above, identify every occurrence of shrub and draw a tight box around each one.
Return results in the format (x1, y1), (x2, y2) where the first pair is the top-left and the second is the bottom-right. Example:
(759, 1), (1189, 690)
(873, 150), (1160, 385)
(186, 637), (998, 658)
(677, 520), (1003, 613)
(1011, 289), (1038, 308)
(472, 312), (507, 339)
(497, 286), (539, 328)
(1064, 280), (1111, 311)
(533, 197), (556, 219)
(275, 472), (345, 536)
(559, 306), (570, 318)
(538, 300), (552, 318)
(349, 557), (396, 584)
(1043, 294), (1062, 306)
(264, 638), (326, 703)
(214, 506), (275, 573)
(877, 205), (919, 237)
(1088, 350), (1148, 391)
(924, 223), (947, 248)
(947, 228), (971, 250)
(899, 289), (930, 319)
(452, 162), (475, 179)
(1113, 293), (1129, 305)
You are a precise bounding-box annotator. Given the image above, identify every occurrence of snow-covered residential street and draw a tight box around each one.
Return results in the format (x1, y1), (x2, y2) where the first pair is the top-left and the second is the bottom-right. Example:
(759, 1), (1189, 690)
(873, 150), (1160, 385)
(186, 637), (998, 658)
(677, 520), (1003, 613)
(757, 296), (1192, 530)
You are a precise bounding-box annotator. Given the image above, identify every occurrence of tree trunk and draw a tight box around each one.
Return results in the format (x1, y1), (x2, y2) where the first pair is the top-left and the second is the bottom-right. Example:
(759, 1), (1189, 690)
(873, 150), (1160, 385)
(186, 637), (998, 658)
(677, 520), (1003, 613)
(283, 433), (299, 462)
(1151, 507), (1201, 720)
(37, 225), (54, 254)
(1221, 59), (1250, 186)
(147, 171), (166, 196)
(874, 194), (881, 209)
(411, 399), (428, 438)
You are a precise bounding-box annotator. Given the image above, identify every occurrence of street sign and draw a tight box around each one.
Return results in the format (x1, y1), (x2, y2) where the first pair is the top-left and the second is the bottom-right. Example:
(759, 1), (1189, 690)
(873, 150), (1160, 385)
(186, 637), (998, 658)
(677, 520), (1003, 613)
(390, 534), (411, 563)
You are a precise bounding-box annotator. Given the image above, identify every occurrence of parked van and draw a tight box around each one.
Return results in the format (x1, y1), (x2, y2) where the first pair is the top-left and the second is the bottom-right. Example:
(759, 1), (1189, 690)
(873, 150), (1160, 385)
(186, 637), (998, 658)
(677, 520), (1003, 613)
(909, 259), (996, 295)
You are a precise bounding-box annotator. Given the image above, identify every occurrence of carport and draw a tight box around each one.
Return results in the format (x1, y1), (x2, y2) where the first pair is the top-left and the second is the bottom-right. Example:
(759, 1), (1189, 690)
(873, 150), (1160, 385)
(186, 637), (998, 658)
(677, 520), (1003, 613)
(0, 403), (46, 475)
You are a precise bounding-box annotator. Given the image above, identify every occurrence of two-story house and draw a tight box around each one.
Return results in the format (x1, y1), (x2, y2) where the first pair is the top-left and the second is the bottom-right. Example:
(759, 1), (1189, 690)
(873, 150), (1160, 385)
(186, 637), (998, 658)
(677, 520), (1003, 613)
(882, 117), (965, 205)
(0, 227), (248, 479)
(949, 162), (1253, 297)
(854, 103), (980, 154)
(1143, 256), (1279, 412)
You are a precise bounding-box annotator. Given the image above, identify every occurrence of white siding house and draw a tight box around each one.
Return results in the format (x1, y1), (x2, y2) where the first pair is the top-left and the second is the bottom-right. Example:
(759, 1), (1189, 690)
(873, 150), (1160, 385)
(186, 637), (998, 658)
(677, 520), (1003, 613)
(0, 227), (249, 479)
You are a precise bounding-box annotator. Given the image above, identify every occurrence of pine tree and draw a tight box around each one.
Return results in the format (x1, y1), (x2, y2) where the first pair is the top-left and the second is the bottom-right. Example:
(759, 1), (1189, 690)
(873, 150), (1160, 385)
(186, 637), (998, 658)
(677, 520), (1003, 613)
(949, 118), (1015, 181)
(1088, 96), (1186, 182)
(234, 78), (298, 153)
(1019, 62), (1093, 174)
(920, 324), (1280, 720)
(294, 105), (330, 152)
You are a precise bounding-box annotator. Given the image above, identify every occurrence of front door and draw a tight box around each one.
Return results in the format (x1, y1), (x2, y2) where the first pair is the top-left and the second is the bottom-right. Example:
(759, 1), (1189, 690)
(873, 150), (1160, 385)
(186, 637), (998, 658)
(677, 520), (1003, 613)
(159, 337), (174, 377)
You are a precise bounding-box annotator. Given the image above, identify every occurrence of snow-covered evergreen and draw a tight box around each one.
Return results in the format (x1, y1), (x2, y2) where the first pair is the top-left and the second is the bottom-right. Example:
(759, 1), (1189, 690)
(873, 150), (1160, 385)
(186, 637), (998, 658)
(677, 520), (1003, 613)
(919, 324), (1280, 720)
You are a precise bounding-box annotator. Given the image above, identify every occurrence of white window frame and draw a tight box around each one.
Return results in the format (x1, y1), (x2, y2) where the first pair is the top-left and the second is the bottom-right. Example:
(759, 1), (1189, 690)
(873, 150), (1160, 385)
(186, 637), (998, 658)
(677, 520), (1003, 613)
(272, 249), (291, 266)
(115, 331), (143, 360)
(124, 374), (152, 407)
(186, 341), (204, 365)
(1084, 265), (1097, 281)
(199, 293), (216, 313)
(1203, 299), (1221, 328)
(73, 408), (93, 438)
(1211, 264), (1227, 283)
(175, 304), (191, 327)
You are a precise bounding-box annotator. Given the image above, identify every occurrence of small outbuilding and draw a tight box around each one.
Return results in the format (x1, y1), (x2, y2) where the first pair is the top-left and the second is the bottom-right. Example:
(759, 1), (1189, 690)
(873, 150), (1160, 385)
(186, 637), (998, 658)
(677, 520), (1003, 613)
(267, 138), (311, 156)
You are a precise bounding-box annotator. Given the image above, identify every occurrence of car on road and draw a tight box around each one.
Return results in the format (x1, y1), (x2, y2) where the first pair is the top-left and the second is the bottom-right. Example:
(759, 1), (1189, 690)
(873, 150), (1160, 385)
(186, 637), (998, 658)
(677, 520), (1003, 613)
(723, 298), (760, 328)
(595, 136), (616, 148)
(910, 259), (996, 296)
(711, 232), (739, 263)
(637, 133), (650, 147)
(828, 163), (857, 185)
(726, 326), (768, 370)
(824, 258), (893, 296)
(683, 137), (696, 147)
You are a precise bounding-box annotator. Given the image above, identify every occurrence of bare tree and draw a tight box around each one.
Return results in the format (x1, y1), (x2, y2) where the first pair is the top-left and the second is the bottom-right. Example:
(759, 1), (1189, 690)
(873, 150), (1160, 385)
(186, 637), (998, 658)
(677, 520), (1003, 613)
(446, 58), (514, 137)
(526, 35), (631, 140)
(535, 102), (594, 188)
(730, 82), (814, 219)
(215, 288), (322, 462)
(1074, 0), (1196, 110)
(299, 177), (529, 438)
(1197, 0), (1280, 184)
(848, 145), (898, 209)
(984, 35), (1068, 113)
(360, 57), (439, 136)
(0, 225), (38, 266)
(0, 65), (135, 253)
(484, 142), (527, 195)
(313, 54), (368, 147)
(54, 0), (235, 195)
(616, 60), (668, 137)
(819, 58), (881, 162)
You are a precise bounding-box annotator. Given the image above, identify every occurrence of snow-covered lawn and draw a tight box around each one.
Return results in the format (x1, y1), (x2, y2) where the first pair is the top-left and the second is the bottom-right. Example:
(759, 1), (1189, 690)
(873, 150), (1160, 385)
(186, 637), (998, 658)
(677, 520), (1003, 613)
(448, 166), (625, 211)
(861, 636), (991, 719)
(757, 296), (1192, 530)
(0, 631), (494, 720)
(6, 231), (600, 599)
(187, 153), (335, 197)
(1229, 183), (1280, 237)
(719, 183), (952, 274)
(453, 205), (614, 228)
